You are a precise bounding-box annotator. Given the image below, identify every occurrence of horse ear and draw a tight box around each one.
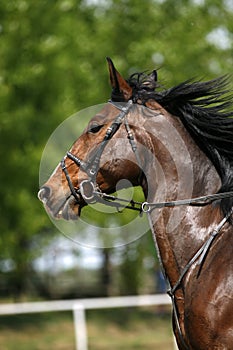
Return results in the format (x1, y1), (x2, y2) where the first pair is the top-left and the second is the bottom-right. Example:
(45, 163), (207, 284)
(106, 57), (132, 101)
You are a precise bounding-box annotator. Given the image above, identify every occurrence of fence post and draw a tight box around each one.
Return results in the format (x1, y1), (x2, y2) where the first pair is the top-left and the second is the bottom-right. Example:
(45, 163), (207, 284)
(73, 303), (88, 350)
(173, 335), (179, 350)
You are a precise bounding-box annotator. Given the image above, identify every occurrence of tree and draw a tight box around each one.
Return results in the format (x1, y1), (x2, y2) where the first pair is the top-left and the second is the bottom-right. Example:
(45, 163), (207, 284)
(0, 0), (102, 298)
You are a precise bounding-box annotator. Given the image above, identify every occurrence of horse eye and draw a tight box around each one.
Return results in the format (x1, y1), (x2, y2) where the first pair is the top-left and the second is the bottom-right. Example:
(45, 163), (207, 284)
(89, 123), (103, 134)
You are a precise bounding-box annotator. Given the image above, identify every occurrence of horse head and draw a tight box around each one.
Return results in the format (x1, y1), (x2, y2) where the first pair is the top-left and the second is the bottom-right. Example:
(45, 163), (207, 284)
(38, 58), (150, 220)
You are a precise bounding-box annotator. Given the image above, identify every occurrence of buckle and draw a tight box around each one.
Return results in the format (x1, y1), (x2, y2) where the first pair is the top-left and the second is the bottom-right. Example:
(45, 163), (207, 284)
(79, 180), (96, 203)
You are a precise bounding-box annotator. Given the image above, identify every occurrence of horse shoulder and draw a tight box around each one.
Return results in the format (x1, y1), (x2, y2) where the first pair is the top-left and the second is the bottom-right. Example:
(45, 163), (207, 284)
(185, 224), (233, 349)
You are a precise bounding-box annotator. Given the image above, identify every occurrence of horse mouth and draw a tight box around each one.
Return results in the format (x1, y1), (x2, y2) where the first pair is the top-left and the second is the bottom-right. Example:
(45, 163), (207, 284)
(40, 192), (84, 221)
(56, 195), (82, 220)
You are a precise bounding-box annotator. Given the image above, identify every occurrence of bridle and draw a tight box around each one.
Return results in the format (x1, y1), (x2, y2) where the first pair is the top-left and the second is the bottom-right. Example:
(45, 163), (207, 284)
(61, 99), (233, 349)
(60, 99), (138, 205)
(61, 99), (233, 210)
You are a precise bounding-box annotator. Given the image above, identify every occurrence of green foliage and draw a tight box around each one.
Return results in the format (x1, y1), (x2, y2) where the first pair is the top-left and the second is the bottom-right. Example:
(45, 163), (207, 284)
(0, 0), (232, 298)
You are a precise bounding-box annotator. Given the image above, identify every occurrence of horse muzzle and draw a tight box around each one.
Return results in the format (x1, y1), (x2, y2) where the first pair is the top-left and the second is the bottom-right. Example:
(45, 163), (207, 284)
(38, 184), (83, 220)
(38, 180), (97, 220)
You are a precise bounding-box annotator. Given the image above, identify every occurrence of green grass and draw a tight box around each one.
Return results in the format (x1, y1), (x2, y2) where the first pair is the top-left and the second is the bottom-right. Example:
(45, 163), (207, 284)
(0, 307), (175, 349)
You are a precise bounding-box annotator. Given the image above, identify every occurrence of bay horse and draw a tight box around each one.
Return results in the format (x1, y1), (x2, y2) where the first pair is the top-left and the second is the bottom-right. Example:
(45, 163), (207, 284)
(38, 58), (233, 349)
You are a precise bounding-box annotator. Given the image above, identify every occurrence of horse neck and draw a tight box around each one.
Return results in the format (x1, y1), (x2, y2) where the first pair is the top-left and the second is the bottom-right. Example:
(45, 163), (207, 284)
(141, 109), (222, 283)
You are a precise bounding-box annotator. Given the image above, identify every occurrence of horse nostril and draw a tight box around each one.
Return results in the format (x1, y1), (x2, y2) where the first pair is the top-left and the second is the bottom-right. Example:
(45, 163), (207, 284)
(38, 186), (51, 204)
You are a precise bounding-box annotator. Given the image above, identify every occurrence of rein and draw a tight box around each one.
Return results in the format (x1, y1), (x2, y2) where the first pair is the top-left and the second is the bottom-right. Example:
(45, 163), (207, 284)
(61, 99), (233, 212)
(60, 100), (233, 349)
(167, 207), (233, 350)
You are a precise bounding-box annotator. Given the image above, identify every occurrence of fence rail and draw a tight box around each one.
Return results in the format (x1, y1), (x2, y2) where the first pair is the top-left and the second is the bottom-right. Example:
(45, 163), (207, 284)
(0, 294), (178, 350)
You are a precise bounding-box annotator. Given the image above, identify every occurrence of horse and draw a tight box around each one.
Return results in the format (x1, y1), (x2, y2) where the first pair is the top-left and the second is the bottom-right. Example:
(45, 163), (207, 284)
(38, 57), (233, 349)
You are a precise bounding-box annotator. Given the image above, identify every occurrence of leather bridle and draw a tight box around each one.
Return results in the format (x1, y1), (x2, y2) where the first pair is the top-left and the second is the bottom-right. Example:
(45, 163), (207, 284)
(61, 100), (233, 211)
(60, 99), (233, 349)
(60, 99), (136, 205)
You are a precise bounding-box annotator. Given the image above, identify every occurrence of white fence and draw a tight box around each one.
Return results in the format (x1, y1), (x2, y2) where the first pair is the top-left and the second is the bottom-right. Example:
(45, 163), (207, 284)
(0, 294), (178, 350)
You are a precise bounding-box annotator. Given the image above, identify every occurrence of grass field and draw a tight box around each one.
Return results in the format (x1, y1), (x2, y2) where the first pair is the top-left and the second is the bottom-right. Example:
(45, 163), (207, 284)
(0, 306), (175, 349)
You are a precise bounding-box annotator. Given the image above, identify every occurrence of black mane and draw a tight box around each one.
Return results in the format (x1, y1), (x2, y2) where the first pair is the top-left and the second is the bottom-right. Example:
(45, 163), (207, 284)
(113, 72), (233, 218)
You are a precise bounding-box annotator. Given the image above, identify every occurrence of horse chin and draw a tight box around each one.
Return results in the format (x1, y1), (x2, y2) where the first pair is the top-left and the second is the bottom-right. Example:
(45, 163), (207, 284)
(56, 196), (83, 221)
(42, 195), (82, 221)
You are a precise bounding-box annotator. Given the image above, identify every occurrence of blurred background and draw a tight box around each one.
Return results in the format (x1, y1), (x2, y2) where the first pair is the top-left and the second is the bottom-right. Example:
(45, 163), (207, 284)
(0, 0), (232, 348)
